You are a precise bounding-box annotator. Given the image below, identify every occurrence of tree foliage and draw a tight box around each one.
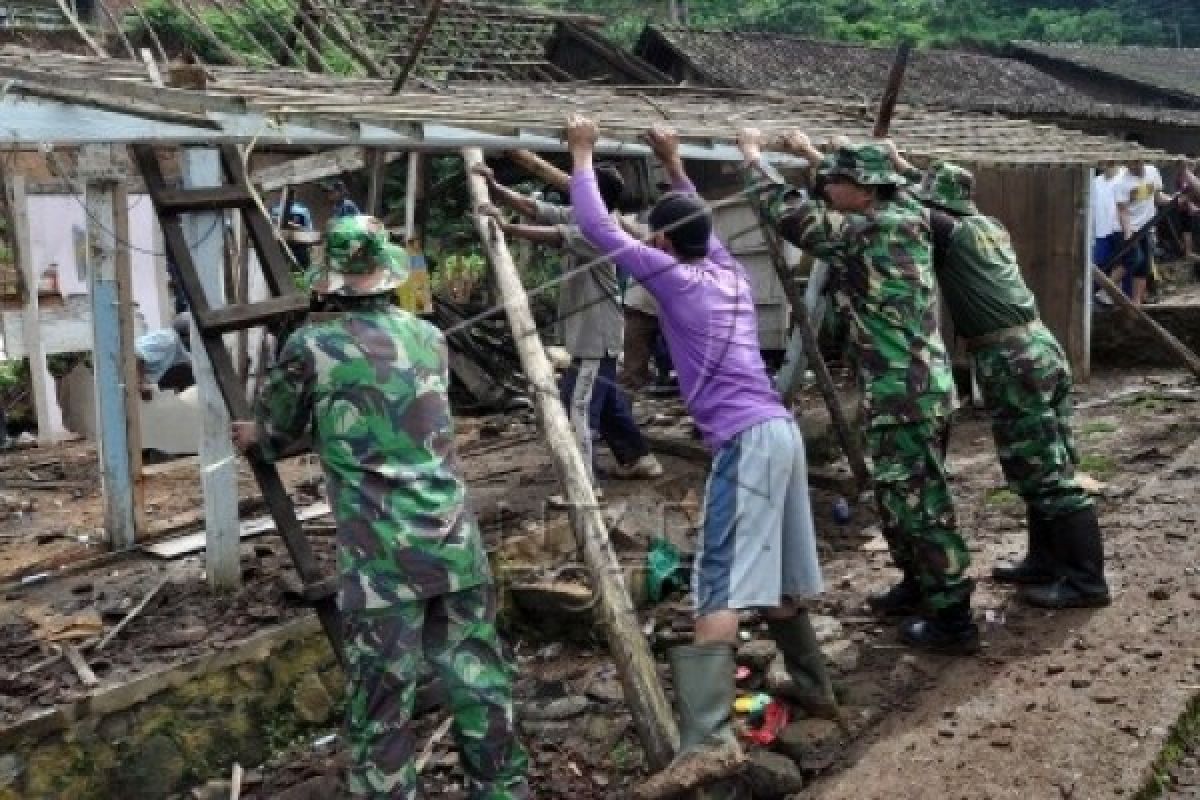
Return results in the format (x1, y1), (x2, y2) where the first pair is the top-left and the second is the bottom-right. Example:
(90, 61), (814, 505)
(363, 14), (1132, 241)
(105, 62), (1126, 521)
(535, 0), (1199, 48)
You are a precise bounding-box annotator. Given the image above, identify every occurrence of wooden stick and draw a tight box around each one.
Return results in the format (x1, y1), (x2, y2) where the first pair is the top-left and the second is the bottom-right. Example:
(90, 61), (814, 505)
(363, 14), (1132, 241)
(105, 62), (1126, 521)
(94, 577), (168, 652)
(130, 3), (169, 64)
(1092, 265), (1200, 378)
(96, 0), (138, 61)
(463, 147), (678, 770)
(391, 0), (444, 92)
(229, 764), (243, 800)
(310, 0), (390, 79)
(874, 41), (912, 139)
(506, 149), (569, 190)
(53, 0), (108, 59)
(114, 181), (146, 538)
(168, 0), (246, 66)
(64, 644), (99, 687)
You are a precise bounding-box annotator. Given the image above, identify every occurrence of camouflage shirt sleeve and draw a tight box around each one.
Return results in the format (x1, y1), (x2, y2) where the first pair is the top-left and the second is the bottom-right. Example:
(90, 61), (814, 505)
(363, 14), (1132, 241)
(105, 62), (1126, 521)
(741, 159), (847, 262)
(253, 332), (317, 463)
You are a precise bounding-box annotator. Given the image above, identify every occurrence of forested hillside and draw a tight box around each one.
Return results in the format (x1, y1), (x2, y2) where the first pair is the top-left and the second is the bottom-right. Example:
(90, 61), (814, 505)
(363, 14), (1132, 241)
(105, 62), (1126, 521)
(533, 0), (1200, 48)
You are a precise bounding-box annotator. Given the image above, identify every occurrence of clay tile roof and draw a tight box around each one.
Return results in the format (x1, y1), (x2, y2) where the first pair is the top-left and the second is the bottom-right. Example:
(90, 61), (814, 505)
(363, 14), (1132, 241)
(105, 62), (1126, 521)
(1008, 40), (1200, 102)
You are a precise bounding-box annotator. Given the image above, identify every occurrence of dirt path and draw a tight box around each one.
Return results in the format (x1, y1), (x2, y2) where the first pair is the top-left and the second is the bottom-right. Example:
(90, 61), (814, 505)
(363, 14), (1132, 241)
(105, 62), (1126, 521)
(801, 386), (1200, 800)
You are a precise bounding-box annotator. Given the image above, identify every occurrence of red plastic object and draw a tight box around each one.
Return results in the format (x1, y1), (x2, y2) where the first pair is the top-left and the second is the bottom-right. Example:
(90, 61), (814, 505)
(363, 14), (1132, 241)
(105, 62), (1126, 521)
(735, 666), (752, 682)
(740, 700), (791, 746)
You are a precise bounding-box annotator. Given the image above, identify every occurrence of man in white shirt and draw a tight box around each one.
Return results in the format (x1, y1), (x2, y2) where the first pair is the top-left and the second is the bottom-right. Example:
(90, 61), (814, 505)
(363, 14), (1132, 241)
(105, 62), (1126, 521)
(1114, 160), (1171, 305)
(1092, 163), (1126, 302)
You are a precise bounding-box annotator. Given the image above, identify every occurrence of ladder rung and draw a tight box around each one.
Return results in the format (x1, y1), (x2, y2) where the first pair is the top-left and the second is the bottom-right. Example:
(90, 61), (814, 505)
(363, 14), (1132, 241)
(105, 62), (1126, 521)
(198, 295), (310, 335)
(156, 186), (257, 213)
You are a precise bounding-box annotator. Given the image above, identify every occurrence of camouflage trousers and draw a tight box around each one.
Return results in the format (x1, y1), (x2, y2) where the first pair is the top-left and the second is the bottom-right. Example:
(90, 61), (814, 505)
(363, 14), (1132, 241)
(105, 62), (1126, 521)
(972, 322), (1092, 519)
(343, 584), (529, 799)
(867, 418), (973, 610)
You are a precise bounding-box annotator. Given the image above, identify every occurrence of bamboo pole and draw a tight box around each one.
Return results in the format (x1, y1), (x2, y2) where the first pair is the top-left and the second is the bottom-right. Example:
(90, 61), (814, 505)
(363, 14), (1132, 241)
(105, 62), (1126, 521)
(308, 0), (390, 78)
(462, 147), (678, 771)
(96, 0), (137, 60)
(53, 0), (108, 58)
(391, 0), (443, 92)
(168, 0), (246, 66)
(129, 3), (169, 65)
(506, 149), (569, 189)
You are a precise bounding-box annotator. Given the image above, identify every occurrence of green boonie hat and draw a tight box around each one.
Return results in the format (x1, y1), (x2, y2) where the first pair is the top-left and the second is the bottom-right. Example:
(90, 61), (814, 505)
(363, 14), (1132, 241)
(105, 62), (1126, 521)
(917, 162), (978, 215)
(312, 215), (409, 296)
(818, 144), (908, 187)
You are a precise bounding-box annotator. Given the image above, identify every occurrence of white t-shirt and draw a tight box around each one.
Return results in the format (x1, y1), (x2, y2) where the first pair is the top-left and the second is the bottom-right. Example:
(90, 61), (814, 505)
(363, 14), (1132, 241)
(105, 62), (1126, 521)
(1091, 169), (1126, 239)
(1117, 165), (1163, 232)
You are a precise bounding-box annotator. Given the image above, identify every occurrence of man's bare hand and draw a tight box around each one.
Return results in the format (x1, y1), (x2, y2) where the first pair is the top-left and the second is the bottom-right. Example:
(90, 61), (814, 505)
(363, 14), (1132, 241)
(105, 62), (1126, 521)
(736, 127), (766, 162)
(470, 163), (497, 185)
(566, 114), (599, 155)
(644, 125), (681, 164)
(231, 421), (259, 454)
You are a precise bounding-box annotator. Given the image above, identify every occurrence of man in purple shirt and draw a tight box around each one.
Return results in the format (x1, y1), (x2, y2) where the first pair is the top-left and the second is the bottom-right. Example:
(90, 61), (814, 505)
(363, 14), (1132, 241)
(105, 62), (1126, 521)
(562, 114), (832, 797)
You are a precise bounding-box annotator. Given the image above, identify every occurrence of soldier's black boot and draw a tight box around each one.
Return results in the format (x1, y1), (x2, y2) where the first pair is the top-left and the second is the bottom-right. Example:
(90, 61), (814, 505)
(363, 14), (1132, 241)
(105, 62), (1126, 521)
(992, 506), (1055, 584)
(867, 573), (922, 617)
(1021, 507), (1111, 609)
(766, 612), (841, 720)
(899, 601), (981, 656)
(636, 644), (746, 800)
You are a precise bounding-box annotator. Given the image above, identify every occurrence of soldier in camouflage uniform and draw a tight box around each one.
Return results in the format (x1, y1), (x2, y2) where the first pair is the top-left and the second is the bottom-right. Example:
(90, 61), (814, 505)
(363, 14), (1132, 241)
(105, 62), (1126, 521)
(889, 153), (1110, 609)
(737, 130), (978, 654)
(232, 216), (529, 799)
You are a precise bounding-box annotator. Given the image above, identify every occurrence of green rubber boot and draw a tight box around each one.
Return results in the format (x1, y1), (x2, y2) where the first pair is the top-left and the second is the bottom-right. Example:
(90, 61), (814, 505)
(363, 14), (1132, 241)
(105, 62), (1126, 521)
(766, 612), (841, 719)
(635, 644), (746, 800)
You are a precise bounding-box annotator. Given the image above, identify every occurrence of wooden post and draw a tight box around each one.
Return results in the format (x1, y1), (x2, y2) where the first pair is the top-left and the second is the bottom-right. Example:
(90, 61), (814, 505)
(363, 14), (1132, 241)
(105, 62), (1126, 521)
(81, 145), (136, 551)
(506, 149), (570, 190)
(366, 148), (387, 217)
(463, 147), (678, 770)
(2, 173), (61, 446)
(390, 0), (444, 93)
(53, 0), (108, 59)
(181, 148), (242, 591)
(403, 152), (423, 241)
(114, 184), (146, 537)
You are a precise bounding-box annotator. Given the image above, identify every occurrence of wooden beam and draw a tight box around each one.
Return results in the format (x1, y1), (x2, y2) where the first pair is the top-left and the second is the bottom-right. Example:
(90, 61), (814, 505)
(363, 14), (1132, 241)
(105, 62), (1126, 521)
(1092, 265), (1200, 379)
(168, 0), (246, 67)
(131, 5), (169, 64)
(96, 0), (138, 61)
(53, 0), (108, 59)
(365, 148), (387, 216)
(310, 0), (391, 79)
(181, 148), (242, 591)
(114, 183), (146, 538)
(403, 152), (423, 241)
(82, 144), (137, 551)
(1, 171), (61, 446)
(463, 146), (678, 771)
(391, 0), (443, 93)
(251, 147), (405, 192)
(506, 149), (569, 190)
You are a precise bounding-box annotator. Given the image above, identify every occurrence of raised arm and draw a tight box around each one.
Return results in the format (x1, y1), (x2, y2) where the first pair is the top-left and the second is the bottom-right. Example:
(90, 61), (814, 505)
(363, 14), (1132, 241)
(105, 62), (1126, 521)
(644, 124), (732, 263)
(471, 163), (540, 219)
(566, 114), (687, 295)
(736, 127), (846, 262)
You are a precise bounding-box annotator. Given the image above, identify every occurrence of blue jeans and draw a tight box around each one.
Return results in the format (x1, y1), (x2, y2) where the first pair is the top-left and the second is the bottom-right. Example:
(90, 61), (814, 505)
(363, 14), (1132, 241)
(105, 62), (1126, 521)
(560, 356), (649, 477)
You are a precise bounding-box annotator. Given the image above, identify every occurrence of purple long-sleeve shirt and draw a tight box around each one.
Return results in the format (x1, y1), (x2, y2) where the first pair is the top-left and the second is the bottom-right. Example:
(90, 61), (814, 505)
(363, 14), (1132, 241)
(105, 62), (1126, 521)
(570, 168), (791, 451)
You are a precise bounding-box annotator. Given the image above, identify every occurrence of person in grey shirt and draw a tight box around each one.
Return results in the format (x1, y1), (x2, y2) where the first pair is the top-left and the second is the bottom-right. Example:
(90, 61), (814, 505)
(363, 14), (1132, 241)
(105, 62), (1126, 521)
(472, 162), (662, 490)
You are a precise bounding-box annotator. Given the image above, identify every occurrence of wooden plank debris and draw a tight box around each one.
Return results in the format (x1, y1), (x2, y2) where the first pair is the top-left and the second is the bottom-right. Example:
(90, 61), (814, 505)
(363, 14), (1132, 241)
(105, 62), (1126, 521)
(94, 577), (169, 652)
(141, 502), (332, 559)
(63, 644), (99, 688)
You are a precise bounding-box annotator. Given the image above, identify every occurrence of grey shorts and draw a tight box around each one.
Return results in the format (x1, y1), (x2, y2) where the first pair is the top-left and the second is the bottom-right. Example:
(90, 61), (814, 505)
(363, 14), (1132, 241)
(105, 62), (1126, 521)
(693, 417), (824, 614)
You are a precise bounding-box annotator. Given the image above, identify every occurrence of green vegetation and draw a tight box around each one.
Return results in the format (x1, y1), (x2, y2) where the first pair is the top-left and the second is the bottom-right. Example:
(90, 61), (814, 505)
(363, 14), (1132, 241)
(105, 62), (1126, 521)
(985, 487), (1020, 507)
(533, 0), (1195, 48)
(1079, 452), (1117, 479)
(1136, 691), (1200, 798)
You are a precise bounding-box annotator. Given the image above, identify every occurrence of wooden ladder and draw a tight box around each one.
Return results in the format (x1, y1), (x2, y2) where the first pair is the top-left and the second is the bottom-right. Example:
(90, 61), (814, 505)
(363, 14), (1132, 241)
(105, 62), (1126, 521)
(130, 144), (341, 653)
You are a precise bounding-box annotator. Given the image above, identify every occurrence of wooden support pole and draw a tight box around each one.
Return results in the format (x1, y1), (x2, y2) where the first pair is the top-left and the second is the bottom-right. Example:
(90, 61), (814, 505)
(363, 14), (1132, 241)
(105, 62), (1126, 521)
(366, 148), (387, 217)
(114, 183), (146, 537)
(755, 214), (870, 492)
(873, 41), (913, 139)
(463, 147), (678, 771)
(181, 148), (242, 591)
(403, 152), (423, 241)
(1092, 265), (1200, 379)
(2, 172), (61, 446)
(391, 0), (444, 93)
(96, 0), (137, 60)
(506, 149), (569, 190)
(81, 145), (136, 551)
(53, 0), (108, 59)
(130, 4), (169, 64)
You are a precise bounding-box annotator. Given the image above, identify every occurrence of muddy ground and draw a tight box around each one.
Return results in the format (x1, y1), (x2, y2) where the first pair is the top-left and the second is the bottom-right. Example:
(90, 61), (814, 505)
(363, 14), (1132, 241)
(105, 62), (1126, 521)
(154, 366), (1199, 800)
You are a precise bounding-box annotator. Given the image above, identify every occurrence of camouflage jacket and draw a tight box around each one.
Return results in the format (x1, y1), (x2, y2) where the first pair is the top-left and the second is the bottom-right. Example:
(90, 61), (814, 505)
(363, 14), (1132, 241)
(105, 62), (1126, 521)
(746, 166), (956, 427)
(254, 297), (491, 609)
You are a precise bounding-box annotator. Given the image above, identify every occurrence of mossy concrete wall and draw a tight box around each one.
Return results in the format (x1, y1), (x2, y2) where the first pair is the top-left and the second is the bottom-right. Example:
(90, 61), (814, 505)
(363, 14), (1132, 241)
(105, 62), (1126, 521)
(0, 616), (342, 800)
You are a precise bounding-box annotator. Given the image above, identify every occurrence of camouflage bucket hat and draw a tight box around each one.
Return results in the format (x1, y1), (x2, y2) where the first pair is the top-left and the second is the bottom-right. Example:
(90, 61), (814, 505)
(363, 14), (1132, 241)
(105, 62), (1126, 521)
(312, 215), (409, 296)
(818, 144), (908, 187)
(917, 162), (978, 215)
